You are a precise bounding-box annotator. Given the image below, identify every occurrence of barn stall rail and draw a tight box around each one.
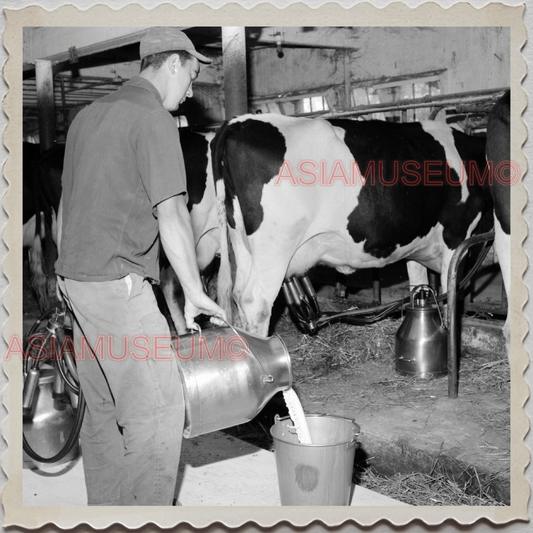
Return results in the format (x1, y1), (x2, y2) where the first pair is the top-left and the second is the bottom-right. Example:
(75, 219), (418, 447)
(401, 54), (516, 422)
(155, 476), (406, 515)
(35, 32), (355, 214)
(304, 86), (509, 129)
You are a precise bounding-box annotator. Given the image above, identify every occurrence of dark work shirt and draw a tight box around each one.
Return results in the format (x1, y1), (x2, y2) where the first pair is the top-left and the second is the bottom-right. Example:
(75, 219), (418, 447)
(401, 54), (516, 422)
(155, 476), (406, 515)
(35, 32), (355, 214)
(56, 76), (187, 282)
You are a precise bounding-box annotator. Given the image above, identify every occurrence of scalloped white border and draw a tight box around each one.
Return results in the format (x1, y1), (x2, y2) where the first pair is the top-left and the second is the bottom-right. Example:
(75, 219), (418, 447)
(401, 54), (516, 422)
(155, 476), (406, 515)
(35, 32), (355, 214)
(1, 1), (529, 530)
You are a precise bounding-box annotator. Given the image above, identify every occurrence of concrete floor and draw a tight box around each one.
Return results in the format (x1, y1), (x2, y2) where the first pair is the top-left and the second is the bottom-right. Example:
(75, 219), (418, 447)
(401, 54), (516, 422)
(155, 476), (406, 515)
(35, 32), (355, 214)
(23, 431), (409, 507)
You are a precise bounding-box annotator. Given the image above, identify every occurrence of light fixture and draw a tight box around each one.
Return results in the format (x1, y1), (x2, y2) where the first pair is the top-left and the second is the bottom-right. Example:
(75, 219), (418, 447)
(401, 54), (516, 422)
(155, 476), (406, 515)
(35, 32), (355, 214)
(270, 29), (284, 59)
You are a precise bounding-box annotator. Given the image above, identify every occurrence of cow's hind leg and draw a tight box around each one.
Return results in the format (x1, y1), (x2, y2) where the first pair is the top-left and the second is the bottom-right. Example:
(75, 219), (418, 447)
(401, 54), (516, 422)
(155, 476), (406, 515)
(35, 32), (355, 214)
(406, 261), (429, 289)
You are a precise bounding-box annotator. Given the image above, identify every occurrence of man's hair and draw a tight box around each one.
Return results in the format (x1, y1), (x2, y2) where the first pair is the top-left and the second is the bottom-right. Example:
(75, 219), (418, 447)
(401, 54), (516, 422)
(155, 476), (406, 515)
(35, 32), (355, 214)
(140, 50), (194, 72)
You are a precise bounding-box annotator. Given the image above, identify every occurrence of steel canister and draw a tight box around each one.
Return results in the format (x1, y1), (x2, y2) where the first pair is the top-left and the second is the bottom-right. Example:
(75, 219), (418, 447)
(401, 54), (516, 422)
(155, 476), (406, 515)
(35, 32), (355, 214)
(176, 325), (292, 438)
(395, 285), (448, 378)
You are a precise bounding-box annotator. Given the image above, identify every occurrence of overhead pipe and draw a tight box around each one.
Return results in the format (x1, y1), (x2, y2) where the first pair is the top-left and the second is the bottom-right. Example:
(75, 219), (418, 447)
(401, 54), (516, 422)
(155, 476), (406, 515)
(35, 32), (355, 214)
(221, 27), (248, 119)
(35, 59), (56, 152)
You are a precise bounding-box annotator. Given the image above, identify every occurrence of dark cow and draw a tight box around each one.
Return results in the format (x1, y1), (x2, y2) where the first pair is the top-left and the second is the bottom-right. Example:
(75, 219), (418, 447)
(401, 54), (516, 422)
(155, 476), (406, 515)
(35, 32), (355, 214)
(23, 142), (42, 229)
(23, 143), (64, 310)
(213, 113), (491, 335)
(24, 131), (220, 333)
(486, 90), (511, 351)
(159, 129), (220, 334)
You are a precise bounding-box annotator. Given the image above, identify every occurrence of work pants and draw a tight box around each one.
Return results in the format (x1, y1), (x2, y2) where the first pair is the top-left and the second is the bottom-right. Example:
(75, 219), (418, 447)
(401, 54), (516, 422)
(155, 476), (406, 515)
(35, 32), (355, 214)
(58, 273), (184, 506)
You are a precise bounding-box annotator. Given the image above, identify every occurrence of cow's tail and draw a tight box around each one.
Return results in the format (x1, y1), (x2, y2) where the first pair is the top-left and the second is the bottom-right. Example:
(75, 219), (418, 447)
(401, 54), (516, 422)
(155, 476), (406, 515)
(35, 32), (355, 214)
(28, 217), (51, 311)
(29, 157), (58, 311)
(212, 122), (235, 323)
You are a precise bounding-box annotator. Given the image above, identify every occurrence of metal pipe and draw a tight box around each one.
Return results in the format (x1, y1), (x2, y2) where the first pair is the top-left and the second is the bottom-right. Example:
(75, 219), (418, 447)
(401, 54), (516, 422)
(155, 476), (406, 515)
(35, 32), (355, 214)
(221, 27), (248, 119)
(319, 87), (509, 120)
(35, 59), (56, 151)
(447, 231), (495, 399)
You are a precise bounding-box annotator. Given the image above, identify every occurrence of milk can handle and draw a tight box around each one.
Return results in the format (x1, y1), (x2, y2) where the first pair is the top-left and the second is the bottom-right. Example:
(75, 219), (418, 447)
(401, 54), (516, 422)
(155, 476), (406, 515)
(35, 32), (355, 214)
(412, 285), (445, 329)
(191, 318), (274, 384)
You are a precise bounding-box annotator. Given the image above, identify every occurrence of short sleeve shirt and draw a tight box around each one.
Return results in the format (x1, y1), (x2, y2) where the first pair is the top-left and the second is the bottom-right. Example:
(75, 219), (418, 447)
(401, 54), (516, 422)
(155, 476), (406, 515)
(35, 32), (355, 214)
(55, 77), (187, 283)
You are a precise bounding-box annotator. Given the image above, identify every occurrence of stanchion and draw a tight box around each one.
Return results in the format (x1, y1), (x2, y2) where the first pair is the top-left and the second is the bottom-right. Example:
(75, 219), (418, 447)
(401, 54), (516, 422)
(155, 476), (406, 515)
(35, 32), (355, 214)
(446, 232), (495, 399)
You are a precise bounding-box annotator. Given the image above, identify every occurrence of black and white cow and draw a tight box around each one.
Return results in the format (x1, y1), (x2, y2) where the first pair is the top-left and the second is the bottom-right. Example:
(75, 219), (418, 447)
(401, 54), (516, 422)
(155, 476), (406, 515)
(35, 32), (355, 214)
(486, 90), (511, 350)
(24, 130), (220, 333)
(213, 113), (492, 336)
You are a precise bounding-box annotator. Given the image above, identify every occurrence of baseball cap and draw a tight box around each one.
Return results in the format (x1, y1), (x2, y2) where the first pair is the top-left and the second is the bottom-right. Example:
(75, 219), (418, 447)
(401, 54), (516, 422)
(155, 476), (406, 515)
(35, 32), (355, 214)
(140, 27), (212, 64)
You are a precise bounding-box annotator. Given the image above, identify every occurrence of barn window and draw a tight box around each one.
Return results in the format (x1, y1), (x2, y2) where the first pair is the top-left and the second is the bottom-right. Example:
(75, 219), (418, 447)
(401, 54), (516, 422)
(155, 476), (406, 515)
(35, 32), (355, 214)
(301, 95), (329, 113)
(351, 76), (441, 121)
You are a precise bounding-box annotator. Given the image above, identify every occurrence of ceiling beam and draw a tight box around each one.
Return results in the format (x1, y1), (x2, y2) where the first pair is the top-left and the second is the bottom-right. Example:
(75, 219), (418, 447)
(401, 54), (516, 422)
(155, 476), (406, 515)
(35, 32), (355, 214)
(23, 27), (189, 72)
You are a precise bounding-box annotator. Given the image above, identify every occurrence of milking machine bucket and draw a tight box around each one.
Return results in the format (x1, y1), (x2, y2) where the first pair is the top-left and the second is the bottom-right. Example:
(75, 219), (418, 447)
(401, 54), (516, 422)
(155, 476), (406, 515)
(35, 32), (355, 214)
(395, 285), (448, 379)
(23, 367), (80, 467)
(175, 325), (292, 438)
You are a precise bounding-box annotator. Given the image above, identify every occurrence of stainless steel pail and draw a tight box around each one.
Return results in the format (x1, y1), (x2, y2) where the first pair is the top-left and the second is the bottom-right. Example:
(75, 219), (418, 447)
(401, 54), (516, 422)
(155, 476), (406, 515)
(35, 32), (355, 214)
(23, 367), (80, 468)
(270, 414), (360, 505)
(395, 285), (448, 378)
(175, 326), (292, 438)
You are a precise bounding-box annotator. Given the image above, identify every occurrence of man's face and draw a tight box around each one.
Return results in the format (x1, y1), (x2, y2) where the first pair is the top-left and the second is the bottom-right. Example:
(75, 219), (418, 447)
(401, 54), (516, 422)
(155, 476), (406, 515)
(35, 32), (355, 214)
(163, 55), (200, 112)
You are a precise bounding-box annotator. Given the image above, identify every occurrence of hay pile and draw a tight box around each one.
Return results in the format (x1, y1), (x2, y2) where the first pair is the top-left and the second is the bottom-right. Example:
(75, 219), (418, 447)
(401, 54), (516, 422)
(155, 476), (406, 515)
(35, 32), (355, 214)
(361, 469), (506, 506)
(285, 318), (401, 382)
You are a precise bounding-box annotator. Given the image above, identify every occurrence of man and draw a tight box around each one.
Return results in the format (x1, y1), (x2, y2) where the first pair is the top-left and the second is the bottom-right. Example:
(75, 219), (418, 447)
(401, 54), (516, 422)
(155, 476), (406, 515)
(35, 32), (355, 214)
(55, 27), (226, 506)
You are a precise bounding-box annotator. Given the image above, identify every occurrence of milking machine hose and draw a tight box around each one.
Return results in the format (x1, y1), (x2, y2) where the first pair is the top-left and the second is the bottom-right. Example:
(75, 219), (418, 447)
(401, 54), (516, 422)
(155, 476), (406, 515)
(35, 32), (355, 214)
(315, 234), (495, 327)
(23, 306), (86, 464)
(23, 391), (86, 464)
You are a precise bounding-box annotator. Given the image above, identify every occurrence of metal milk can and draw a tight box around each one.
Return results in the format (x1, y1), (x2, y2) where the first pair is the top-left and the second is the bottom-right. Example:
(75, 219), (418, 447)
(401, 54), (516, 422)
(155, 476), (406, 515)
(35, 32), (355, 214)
(175, 325), (292, 438)
(23, 367), (81, 467)
(395, 285), (448, 379)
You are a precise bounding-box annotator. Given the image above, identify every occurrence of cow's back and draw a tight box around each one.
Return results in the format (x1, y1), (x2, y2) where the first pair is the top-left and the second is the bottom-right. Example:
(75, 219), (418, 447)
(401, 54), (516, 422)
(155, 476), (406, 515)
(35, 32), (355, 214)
(329, 119), (489, 255)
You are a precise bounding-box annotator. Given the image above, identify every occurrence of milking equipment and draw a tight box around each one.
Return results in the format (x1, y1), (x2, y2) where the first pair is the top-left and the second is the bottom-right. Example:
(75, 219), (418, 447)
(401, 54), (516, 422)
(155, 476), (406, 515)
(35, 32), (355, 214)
(23, 305), (85, 466)
(22, 306), (292, 464)
(175, 322), (292, 438)
(282, 233), (496, 334)
(394, 285), (448, 378)
(282, 275), (321, 334)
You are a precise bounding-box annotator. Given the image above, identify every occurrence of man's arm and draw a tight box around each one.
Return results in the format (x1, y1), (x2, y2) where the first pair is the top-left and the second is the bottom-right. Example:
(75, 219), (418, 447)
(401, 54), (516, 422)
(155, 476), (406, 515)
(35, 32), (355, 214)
(157, 194), (226, 329)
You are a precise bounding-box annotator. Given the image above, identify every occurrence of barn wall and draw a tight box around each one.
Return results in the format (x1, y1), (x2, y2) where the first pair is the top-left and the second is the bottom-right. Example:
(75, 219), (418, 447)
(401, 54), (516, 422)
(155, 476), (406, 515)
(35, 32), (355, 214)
(23, 26), (509, 134)
(249, 48), (342, 96)
(248, 27), (509, 106)
(348, 27), (509, 93)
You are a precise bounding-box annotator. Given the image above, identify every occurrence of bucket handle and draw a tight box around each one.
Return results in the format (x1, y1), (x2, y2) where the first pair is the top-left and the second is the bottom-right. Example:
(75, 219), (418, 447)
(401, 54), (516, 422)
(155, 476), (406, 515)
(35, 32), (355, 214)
(275, 413), (361, 443)
(188, 319), (274, 385)
(409, 285), (446, 331)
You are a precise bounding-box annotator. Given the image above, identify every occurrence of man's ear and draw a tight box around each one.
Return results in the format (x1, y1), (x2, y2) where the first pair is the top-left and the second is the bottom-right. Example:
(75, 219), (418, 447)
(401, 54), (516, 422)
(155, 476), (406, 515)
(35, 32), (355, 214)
(169, 54), (179, 74)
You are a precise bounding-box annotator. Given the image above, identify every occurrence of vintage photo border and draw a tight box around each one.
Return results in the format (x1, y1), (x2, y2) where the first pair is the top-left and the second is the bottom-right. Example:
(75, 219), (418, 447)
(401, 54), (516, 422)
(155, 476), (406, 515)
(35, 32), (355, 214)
(1, 1), (529, 529)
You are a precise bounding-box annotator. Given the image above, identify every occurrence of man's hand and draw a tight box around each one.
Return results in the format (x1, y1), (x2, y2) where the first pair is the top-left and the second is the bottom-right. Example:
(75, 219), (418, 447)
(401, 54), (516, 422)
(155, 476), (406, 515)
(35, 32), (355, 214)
(184, 293), (227, 331)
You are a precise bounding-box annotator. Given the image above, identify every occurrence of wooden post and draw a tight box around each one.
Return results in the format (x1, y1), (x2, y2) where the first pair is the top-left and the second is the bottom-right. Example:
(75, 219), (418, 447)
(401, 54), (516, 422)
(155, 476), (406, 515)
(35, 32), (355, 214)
(59, 76), (69, 135)
(343, 50), (352, 110)
(35, 59), (56, 151)
(221, 27), (248, 119)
